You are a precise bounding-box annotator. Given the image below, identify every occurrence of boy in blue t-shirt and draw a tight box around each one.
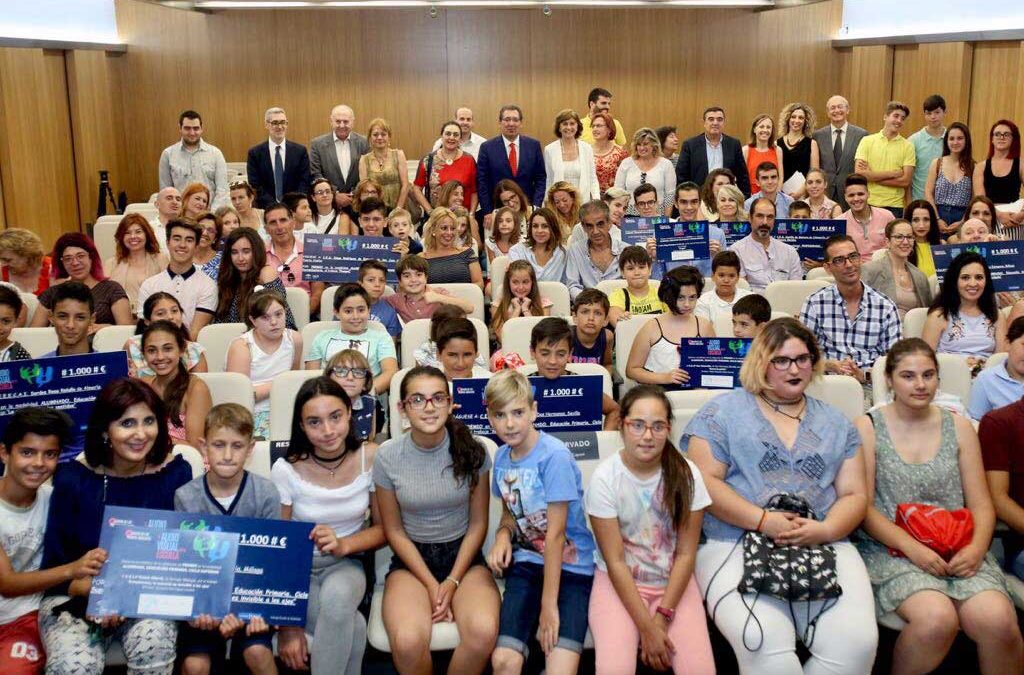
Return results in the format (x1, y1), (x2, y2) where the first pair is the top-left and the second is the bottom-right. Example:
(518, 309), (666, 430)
(485, 370), (595, 675)
(358, 260), (402, 338)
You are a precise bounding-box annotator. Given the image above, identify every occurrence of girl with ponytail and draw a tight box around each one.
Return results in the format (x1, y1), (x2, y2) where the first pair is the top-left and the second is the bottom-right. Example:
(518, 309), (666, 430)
(138, 319), (212, 448)
(373, 366), (499, 674)
(586, 385), (714, 675)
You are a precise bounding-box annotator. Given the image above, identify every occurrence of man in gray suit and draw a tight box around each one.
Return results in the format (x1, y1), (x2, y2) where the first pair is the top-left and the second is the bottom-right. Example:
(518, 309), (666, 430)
(813, 95), (867, 209)
(309, 104), (369, 211)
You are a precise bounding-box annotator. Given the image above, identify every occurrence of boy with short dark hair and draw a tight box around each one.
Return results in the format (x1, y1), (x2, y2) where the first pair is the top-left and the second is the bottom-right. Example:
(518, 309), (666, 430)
(0, 407), (105, 675)
(383, 255), (473, 323)
(731, 293), (772, 339)
(0, 287), (30, 361)
(530, 317), (620, 430)
(695, 250), (751, 324)
(569, 289), (613, 371)
(174, 404), (280, 675)
(607, 246), (667, 327)
(788, 200), (812, 219)
(358, 260), (401, 337)
(357, 197), (389, 237)
(41, 282), (94, 358)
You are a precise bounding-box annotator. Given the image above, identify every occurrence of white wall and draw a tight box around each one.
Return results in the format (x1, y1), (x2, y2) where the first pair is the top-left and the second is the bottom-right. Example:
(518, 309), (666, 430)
(0, 0), (119, 46)
(840, 0), (1024, 40)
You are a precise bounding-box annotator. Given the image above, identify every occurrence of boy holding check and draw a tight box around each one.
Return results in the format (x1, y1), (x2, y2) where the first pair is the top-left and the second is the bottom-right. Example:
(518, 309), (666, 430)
(173, 404), (280, 675)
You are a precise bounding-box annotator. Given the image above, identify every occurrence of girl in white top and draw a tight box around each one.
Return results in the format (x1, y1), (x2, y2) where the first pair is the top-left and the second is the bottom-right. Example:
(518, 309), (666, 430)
(587, 385), (714, 675)
(508, 208), (567, 284)
(226, 290), (302, 439)
(486, 206), (521, 265)
(271, 377), (383, 675)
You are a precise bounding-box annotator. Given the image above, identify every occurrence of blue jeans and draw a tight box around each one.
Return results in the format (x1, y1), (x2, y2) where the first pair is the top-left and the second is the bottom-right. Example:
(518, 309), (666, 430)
(496, 561), (593, 658)
(937, 203), (966, 226)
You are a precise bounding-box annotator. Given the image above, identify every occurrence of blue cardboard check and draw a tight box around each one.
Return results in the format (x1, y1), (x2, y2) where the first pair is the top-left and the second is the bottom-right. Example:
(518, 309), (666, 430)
(619, 216), (665, 246)
(96, 506), (314, 625)
(772, 219), (845, 261)
(679, 337), (752, 390)
(0, 351), (129, 463)
(718, 221), (752, 247)
(932, 241), (1024, 293)
(88, 525), (239, 621)
(302, 233), (401, 283)
(452, 375), (604, 441)
(654, 220), (710, 270)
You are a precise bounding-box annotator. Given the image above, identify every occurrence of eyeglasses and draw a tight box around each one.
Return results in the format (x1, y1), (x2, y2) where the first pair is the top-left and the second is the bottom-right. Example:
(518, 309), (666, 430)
(61, 253), (89, 265)
(403, 392), (451, 410)
(623, 418), (670, 437)
(331, 366), (368, 379)
(889, 234), (915, 242)
(639, 172), (649, 185)
(278, 264), (296, 284)
(313, 188), (333, 196)
(826, 252), (861, 266)
(769, 354), (814, 370)
(635, 198), (658, 208)
(269, 120), (289, 127)
(992, 131), (1014, 139)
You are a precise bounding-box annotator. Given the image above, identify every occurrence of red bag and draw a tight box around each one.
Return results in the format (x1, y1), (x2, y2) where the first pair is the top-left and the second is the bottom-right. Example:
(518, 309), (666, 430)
(888, 503), (974, 561)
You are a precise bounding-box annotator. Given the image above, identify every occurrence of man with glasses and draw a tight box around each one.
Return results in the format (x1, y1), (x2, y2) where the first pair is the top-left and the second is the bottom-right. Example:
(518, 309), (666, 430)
(840, 173), (894, 257)
(800, 234), (901, 394)
(729, 198), (802, 294)
(263, 202), (325, 317)
(246, 107), (311, 208)
(476, 104), (546, 216)
(159, 110), (230, 209)
(566, 200), (626, 300)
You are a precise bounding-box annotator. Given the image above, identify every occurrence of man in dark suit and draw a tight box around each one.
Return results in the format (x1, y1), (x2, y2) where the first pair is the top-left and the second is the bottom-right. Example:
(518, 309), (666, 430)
(676, 106), (750, 197)
(476, 104), (546, 216)
(308, 104), (370, 211)
(246, 107), (311, 209)
(813, 95), (868, 209)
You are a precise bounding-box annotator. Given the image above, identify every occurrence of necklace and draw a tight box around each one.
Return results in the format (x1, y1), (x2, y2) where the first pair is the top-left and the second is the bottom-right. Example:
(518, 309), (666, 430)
(439, 148), (457, 165)
(759, 392), (806, 421)
(310, 450), (346, 476)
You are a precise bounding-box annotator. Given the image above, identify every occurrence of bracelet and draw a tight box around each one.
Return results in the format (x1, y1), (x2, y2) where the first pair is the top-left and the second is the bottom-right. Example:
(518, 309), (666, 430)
(655, 606), (675, 622)
(445, 576), (460, 588)
(756, 509), (768, 533)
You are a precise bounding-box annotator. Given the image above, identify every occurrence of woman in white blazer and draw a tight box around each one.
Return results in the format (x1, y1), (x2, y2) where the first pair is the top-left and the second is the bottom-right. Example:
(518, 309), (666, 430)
(544, 109), (601, 201)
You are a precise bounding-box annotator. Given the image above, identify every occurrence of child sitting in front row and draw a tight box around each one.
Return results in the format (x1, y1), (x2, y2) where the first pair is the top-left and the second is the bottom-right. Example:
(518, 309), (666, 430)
(608, 246), (667, 327)
(174, 403), (280, 675)
(0, 407), (105, 675)
(491, 260), (550, 342)
(530, 317), (620, 430)
(731, 293), (772, 339)
(695, 250), (751, 324)
(486, 370), (596, 675)
(570, 289), (614, 373)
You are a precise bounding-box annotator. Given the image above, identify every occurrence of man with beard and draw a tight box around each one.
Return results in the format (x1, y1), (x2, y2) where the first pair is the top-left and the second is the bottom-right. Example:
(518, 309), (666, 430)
(728, 198), (802, 293)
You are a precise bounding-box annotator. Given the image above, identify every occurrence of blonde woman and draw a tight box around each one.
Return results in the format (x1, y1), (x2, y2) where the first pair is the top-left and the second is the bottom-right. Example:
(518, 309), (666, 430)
(715, 184), (748, 223)
(614, 127), (675, 216)
(778, 102), (821, 197)
(422, 207), (484, 289)
(0, 228), (51, 295)
(543, 109), (601, 200)
(543, 180), (581, 242)
(358, 118), (410, 212)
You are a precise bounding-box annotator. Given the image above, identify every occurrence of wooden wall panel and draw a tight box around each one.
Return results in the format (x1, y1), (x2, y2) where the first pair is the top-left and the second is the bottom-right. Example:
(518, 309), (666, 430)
(968, 41), (1024, 161)
(0, 48), (80, 247)
(846, 45), (894, 130)
(892, 42), (973, 125)
(66, 49), (129, 224)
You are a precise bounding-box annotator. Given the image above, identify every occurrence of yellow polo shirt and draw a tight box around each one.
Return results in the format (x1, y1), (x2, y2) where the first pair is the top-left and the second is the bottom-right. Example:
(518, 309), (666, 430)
(853, 130), (917, 208)
(580, 115), (628, 146)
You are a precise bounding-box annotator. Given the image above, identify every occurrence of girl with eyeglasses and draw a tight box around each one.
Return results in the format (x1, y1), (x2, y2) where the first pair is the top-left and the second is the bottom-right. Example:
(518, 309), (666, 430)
(973, 120), (1024, 233)
(686, 318), (877, 674)
(326, 349), (377, 443)
(272, 376), (383, 675)
(226, 289), (302, 439)
(586, 385), (714, 675)
(374, 365), (499, 675)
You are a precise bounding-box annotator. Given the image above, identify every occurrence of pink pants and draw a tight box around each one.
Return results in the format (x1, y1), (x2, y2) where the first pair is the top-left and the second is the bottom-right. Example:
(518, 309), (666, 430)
(588, 569), (716, 675)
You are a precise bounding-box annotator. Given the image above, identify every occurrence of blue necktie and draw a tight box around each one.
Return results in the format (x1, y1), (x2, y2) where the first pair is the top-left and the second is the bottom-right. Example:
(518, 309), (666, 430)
(274, 145), (284, 201)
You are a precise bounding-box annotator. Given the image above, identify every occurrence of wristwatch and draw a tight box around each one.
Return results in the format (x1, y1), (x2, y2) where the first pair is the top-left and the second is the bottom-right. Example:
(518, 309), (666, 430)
(655, 606), (675, 622)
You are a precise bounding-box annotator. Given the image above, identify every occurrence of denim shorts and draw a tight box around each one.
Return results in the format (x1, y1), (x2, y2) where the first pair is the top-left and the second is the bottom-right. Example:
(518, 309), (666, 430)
(497, 560), (594, 657)
(936, 203), (966, 226)
(387, 536), (486, 581)
(178, 621), (273, 659)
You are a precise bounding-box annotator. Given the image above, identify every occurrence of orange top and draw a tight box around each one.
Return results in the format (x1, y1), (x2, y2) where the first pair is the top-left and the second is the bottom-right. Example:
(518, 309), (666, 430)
(745, 145), (778, 195)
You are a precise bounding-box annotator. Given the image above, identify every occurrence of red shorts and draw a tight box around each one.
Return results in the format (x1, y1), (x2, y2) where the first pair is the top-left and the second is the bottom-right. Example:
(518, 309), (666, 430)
(0, 611), (45, 675)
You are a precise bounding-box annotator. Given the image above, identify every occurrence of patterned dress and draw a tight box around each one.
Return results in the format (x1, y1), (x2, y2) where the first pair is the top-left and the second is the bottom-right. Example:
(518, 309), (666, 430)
(856, 408), (1007, 617)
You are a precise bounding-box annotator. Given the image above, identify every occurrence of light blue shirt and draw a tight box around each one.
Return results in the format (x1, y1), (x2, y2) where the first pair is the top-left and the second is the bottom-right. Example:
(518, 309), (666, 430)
(507, 242), (567, 284)
(683, 389), (861, 541)
(968, 362), (1024, 421)
(705, 135), (724, 172)
(565, 237), (626, 300)
(491, 432), (595, 576)
(909, 126), (946, 201)
(307, 327), (397, 375)
(157, 138), (230, 209)
(744, 191), (794, 218)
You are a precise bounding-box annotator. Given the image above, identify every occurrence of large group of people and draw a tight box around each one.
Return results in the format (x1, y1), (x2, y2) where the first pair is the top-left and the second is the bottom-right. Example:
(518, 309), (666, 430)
(1, 86), (1024, 675)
